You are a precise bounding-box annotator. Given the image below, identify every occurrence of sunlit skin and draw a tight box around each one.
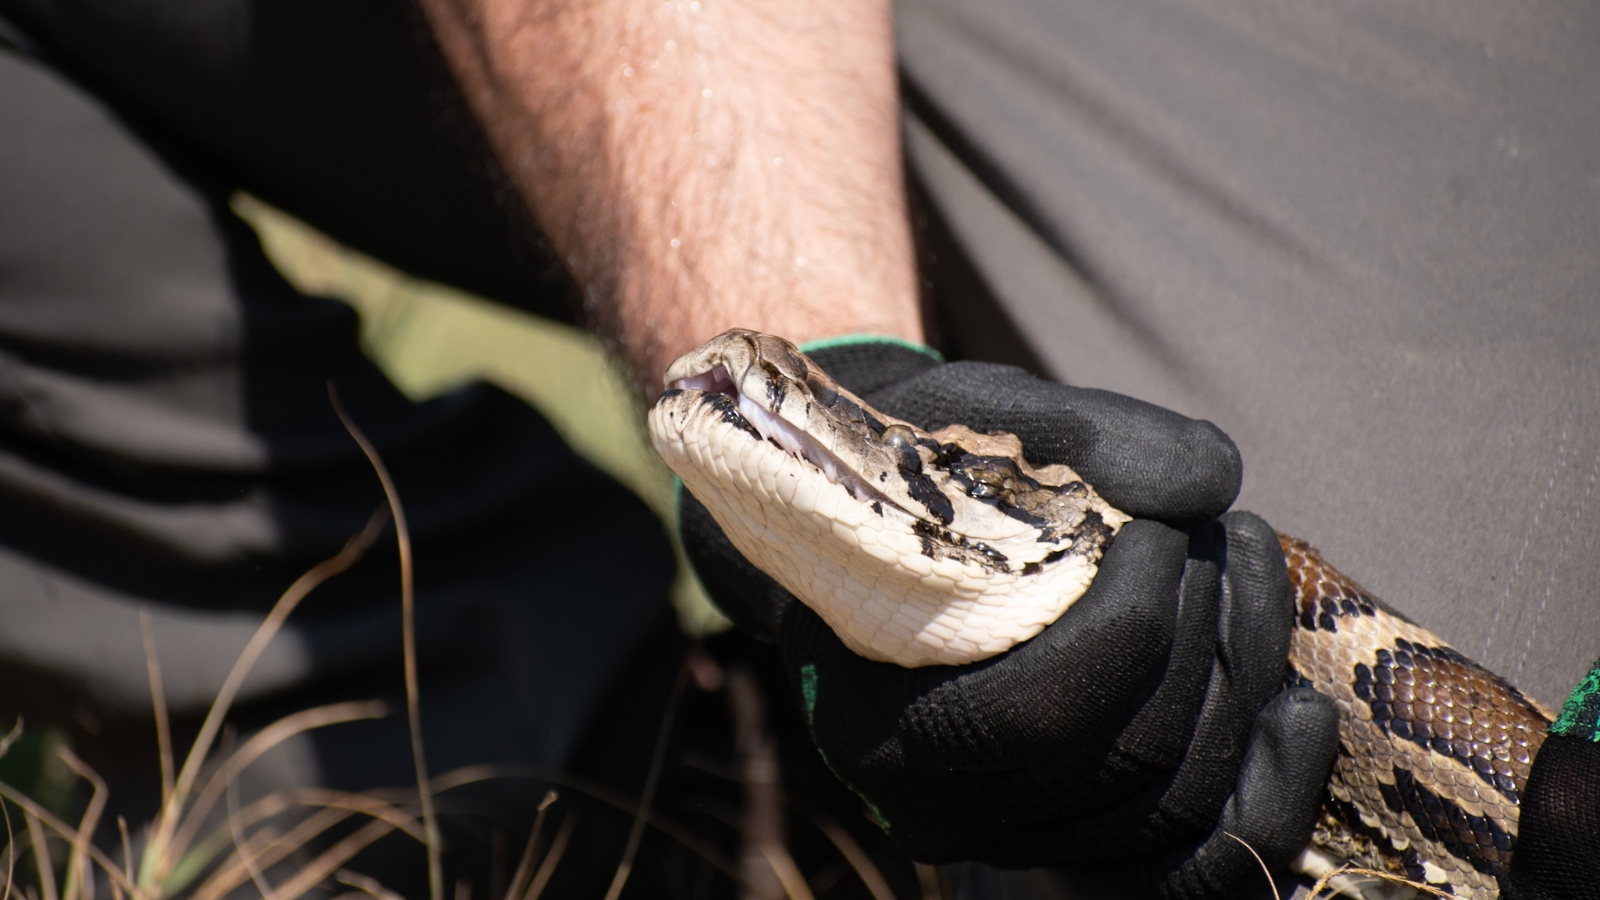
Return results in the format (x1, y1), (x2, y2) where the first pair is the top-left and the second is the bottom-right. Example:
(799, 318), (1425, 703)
(418, 0), (925, 393)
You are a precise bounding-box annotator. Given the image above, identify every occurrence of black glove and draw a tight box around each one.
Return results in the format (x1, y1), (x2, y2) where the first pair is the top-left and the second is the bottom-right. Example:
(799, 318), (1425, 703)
(1503, 658), (1600, 900)
(680, 338), (1340, 897)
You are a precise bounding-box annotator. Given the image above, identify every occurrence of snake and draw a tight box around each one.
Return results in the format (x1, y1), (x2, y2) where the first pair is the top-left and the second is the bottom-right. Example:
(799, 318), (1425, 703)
(648, 330), (1552, 900)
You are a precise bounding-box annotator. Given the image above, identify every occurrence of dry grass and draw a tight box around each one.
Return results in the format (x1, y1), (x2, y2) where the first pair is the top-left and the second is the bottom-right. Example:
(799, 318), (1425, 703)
(327, 388), (440, 900)
(0, 497), (404, 900)
(1229, 833), (1450, 900)
(0, 385), (893, 900)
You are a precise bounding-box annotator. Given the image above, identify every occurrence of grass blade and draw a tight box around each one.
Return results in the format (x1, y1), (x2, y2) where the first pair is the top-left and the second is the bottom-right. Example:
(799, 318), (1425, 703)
(335, 869), (404, 900)
(166, 700), (389, 869)
(139, 611), (175, 815)
(140, 508), (387, 891)
(0, 722), (23, 762)
(601, 655), (692, 900)
(520, 813), (574, 900)
(789, 803), (894, 900)
(116, 818), (134, 900)
(503, 791), (557, 900)
(417, 763), (740, 883)
(193, 783), (438, 900)
(56, 749), (105, 900)
(758, 845), (814, 900)
(1224, 833), (1281, 900)
(0, 782), (135, 898)
(24, 810), (56, 900)
(226, 770), (275, 900)
(268, 819), (396, 900)
(329, 383), (441, 900)
(1308, 864), (1446, 900)
(4, 798), (17, 900)
(191, 812), (348, 900)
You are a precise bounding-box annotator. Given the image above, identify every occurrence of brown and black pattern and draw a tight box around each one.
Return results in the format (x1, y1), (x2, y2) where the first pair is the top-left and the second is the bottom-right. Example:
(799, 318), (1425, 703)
(1282, 536), (1552, 898)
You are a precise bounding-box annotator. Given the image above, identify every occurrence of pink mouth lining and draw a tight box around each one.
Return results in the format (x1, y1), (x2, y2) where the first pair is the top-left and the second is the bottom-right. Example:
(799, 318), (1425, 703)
(674, 365), (889, 504)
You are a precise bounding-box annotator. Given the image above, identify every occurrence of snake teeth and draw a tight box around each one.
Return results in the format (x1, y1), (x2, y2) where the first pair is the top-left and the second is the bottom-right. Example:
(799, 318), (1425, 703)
(674, 361), (893, 505)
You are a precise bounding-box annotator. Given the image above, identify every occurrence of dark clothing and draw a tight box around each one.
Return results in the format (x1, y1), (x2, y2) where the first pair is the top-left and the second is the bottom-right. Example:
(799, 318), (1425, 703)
(1, 0), (1597, 898)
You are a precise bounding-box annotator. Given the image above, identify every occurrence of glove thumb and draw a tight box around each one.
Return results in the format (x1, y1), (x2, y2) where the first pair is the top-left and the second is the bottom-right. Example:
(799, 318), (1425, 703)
(1158, 687), (1340, 899)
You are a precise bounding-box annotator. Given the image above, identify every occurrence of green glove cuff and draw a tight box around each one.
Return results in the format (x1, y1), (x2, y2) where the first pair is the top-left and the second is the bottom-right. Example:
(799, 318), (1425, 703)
(798, 333), (945, 362)
(1551, 657), (1600, 742)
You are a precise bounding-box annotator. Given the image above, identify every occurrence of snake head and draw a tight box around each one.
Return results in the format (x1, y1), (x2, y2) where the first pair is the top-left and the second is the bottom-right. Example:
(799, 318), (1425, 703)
(650, 329), (1129, 666)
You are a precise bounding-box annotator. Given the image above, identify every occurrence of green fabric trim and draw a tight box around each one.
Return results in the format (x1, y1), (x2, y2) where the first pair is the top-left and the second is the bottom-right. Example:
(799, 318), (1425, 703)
(800, 662), (819, 729)
(799, 334), (944, 362)
(798, 661), (891, 830)
(1551, 657), (1600, 742)
(862, 799), (891, 833)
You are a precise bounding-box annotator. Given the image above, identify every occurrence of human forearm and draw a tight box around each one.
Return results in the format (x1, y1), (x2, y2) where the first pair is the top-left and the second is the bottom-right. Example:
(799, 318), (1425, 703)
(419, 0), (924, 389)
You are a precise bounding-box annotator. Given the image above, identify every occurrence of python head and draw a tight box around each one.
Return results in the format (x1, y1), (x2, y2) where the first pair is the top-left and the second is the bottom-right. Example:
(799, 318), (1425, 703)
(649, 329), (1128, 667)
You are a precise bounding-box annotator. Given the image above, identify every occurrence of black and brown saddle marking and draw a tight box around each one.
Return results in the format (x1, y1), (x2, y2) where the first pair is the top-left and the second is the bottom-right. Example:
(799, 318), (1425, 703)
(1282, 535), (1551, 898)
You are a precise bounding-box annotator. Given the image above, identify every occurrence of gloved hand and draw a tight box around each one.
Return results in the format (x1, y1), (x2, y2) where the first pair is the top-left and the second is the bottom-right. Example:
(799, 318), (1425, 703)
(1503, 657), (1600, 900)
(679, 337), (1340, 897)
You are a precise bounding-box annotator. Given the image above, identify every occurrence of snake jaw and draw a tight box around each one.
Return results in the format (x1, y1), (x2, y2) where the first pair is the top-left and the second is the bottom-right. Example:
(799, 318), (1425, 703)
(651, 330), (1131, 667)
(664, 331), (905, 498)
(666, 357), (897, 512)
(671, 364), (892, 504)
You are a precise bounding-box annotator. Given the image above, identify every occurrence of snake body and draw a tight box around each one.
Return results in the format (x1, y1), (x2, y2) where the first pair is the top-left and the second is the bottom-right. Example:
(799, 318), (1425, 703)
(649, 330), (1551, 899)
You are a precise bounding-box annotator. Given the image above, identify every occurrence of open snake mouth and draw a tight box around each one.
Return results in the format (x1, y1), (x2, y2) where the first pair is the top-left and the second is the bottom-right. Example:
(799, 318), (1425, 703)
(654, 329), (1130, 570)
(669, 364), (896, 508)
(648, 329), (1127, 667)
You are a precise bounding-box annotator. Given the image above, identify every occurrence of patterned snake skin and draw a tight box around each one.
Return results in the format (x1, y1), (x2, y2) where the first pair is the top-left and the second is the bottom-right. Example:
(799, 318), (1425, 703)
(1283, 536), (1550, 898)
(649, 331), (1552, 899)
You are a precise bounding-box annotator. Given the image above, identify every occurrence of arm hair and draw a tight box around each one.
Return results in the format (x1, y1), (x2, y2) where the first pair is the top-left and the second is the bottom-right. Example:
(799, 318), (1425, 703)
(419, 0), (924, 390)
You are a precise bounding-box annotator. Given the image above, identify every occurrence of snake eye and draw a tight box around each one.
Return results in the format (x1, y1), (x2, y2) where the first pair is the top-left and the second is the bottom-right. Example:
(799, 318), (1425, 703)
(881, 424), (917, 449)
(881, 424), (924, 473)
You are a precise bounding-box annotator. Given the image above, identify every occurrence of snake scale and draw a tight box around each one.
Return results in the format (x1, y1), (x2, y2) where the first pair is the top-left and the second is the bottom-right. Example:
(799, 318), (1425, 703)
(648, 330), (1552, 900)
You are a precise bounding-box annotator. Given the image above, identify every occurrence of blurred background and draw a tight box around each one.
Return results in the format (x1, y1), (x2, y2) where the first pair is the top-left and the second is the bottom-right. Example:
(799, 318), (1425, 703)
(230, 191), (726, 639)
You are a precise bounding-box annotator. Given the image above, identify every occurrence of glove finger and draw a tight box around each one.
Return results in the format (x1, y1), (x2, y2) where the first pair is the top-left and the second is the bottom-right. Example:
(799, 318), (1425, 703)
(1013, 522), (1225, 866)
(1093, 521), (1221, 793)
(1142, 512), (1296, 839)
(894, 519), (1194, 770)
(868, 362), (1241, 523)
(1215, 512), (1295, 712)
(680, 487), (791, 640)
(1020, 516), (1295, 864)
(1504, 734), (1600, 900)
(1504, 657), (1600, 900)
(772, 518), (1194, 864)
(1158, 687), (1341, 900)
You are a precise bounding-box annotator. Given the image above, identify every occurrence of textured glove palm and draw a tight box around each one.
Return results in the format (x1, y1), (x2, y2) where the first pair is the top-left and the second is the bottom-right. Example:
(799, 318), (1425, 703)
(679, 339), (1340, 897)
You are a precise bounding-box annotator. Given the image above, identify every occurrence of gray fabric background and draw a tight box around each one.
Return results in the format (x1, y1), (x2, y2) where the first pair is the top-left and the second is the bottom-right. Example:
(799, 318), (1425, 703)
(901, 0), (1600, 712)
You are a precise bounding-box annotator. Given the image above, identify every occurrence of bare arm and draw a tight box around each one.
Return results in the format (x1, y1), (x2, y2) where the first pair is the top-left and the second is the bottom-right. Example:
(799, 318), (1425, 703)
(419, 0), (924, 390)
